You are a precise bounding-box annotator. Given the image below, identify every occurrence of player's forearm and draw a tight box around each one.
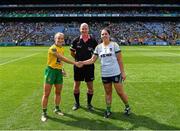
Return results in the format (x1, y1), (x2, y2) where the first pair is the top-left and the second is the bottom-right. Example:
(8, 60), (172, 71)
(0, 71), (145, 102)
(83, 58), (94, 65)
(62, 57), (76, 65)
(117, 53), (125, 73)
(56, 53), (75, 65)
(119, 62), (125, 73)
(83, 56), (97, 65)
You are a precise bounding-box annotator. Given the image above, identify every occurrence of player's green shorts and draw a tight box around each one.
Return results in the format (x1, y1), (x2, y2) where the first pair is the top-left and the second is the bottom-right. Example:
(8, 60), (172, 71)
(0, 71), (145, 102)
(44, 66), (63, 85)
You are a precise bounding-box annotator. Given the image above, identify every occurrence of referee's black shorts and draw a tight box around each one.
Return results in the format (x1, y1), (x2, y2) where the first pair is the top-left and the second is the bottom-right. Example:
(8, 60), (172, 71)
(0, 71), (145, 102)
(74, 64), (94, 82)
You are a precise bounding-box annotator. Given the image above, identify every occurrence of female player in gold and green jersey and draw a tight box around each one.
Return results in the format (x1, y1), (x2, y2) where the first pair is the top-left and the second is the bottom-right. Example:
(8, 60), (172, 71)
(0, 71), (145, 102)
(41, 32), (82, 122)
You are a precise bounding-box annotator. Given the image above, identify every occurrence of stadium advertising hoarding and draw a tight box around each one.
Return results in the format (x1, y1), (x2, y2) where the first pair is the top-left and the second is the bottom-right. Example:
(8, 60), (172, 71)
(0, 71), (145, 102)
(1, 13), (179, 18)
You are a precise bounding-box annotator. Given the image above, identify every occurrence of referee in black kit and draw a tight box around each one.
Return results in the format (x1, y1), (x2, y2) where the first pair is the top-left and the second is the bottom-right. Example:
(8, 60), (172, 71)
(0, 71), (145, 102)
(70, 23), (98, 111)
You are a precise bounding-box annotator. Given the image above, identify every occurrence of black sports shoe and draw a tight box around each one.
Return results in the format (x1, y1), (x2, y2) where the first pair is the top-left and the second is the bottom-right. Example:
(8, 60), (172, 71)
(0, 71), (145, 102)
(72, 103), (80, 111)
(87, 104), (93, 111)
(124, 107), (131, 115)
(54, 109), (64, 116)
(104, 110), (112, 118)
(41, 113), (47, 122)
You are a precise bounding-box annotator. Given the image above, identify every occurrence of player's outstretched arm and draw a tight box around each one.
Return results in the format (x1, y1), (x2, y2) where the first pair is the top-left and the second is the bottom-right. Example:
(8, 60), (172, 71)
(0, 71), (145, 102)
(82, 55), (98, 65)
(54, 52), (81, 67)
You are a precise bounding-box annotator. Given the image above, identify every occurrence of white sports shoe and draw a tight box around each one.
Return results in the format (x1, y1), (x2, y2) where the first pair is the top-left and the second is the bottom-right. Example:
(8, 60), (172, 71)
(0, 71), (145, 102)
(41, 114), (47, 122)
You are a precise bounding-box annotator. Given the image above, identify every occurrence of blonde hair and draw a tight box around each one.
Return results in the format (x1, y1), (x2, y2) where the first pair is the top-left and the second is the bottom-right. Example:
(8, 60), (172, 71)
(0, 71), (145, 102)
(54, 32), (64, 40)
(80, 23), (89, 30)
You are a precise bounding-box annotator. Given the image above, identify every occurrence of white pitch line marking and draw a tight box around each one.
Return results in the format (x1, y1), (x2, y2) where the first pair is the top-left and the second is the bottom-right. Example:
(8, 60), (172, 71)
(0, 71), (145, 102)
(0, 53), (40, 66)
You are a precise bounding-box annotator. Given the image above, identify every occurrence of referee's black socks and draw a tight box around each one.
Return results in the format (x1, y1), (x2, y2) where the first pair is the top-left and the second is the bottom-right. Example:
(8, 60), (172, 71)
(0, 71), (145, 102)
(87, 93), (93, 105)
(74, 93), (80, 106)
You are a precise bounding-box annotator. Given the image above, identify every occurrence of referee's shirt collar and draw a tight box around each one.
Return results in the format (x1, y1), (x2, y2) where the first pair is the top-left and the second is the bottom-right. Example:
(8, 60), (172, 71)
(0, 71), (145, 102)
(80, 34), (90, 43)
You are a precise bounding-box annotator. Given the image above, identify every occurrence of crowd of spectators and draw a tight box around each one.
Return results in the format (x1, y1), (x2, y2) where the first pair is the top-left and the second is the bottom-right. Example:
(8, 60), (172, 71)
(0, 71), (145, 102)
(0, 8), (179, 17)
(0, 21), (179, 45)
(107, 22), (179, 45)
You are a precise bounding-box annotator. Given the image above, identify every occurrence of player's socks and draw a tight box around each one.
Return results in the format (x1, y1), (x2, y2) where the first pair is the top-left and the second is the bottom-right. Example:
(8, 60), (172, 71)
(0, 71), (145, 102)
(42, 108), (47, 115)
(55, 106), (59, 110)
(104, 104), (112, 118)
(106, 103), (111, 112)
(72, 93), (80, 110)
(87, 93), (93, 105)
(74, 92), (80, 106)
(125, 103), (129, 108)
(87, 93), (93, 110)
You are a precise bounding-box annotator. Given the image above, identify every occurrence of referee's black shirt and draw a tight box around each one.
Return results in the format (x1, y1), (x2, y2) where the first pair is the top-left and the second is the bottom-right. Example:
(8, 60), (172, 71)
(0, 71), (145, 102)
(70, 35), (98, 61)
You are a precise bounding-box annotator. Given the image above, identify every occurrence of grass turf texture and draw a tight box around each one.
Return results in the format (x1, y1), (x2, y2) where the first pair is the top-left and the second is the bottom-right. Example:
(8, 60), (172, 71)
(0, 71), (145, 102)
(0, 46), (180, 130)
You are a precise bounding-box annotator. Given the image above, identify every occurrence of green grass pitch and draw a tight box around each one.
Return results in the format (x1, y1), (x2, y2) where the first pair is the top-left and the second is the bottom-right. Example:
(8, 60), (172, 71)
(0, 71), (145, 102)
(0, 46), (180, 130)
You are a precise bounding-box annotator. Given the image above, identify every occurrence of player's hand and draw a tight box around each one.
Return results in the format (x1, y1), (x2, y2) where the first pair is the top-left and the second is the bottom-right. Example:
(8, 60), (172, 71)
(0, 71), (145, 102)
(75, 61), (83, 68)
(62, 69), (67, 77)
(121, 71), (126, 81)
(79, 61), (84, 67)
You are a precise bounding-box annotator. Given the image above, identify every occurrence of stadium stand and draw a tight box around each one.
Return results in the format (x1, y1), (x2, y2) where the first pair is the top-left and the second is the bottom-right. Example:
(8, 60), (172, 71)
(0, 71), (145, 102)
(0, 0), (179, 46)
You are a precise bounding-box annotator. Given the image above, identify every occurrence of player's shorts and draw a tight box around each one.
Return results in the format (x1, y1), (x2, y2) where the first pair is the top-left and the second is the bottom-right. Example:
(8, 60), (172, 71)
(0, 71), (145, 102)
(44, 66), (63, 85)
(102, 74), (122, 84)
(74, 64), (94, 82)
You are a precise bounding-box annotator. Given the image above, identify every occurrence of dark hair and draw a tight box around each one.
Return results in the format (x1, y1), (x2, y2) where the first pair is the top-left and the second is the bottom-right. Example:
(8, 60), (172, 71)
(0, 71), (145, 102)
(100, 28), (112, 43)
(101, 28), (111, 35)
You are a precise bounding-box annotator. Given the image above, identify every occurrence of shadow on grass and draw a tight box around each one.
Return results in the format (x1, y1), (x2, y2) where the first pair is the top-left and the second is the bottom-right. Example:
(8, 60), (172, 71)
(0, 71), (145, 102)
(117, 112), (180, 130)
(91, 107), (180, 130)
(48, 113), (122, 130)
(47, 106), (180, 130)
